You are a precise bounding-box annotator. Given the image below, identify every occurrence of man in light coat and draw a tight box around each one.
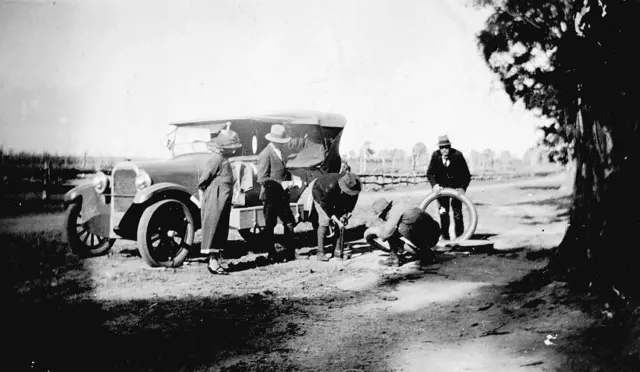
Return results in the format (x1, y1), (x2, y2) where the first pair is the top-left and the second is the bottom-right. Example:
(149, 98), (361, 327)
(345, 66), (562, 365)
(198, 129), (242, 274)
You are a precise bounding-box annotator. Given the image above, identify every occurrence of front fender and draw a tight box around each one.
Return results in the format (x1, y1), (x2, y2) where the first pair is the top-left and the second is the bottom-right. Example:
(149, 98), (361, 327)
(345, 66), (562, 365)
(64, 183), (95, 205)
(64, 183), (111, 235)
(133, 182), (195, 204)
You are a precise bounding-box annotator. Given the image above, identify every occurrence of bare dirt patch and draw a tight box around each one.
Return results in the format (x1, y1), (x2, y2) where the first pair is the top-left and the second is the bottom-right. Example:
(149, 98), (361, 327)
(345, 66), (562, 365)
(8, 172), (636, 371)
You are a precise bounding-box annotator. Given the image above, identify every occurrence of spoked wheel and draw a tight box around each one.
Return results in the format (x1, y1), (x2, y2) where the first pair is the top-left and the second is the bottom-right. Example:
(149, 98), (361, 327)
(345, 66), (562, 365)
(420, 188), (478, 244)
(137, 199), (194, 268)
(65, 202), (115, 257)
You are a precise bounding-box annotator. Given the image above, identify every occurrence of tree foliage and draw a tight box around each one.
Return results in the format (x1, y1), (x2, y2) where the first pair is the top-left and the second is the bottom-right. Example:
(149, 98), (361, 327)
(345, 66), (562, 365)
(474, 0), (640, 165)
(475, 0), (640, 293)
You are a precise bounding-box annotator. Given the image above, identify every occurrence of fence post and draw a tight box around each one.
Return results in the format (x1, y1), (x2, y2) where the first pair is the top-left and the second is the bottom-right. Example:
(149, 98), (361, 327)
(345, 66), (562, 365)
(41, 161), (51, 201)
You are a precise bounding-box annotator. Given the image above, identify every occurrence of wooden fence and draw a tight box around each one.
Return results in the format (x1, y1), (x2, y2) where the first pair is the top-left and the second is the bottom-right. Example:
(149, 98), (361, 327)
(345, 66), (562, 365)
(0, 163), (107, 200)
(2, 161), (564, 201)
(356, 170), (561, 187)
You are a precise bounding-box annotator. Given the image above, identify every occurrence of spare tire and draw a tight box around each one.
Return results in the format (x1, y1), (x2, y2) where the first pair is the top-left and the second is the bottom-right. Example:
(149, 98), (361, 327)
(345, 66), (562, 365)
(419, 188), (478, 244)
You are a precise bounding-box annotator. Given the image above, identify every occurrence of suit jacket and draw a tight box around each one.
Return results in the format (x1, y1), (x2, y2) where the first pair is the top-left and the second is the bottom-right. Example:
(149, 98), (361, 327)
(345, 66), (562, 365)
(366, 200), (440, 248)
(312, 172), (359, 218)
(257, 144), (291, 200)
(426, 148), (471, 190)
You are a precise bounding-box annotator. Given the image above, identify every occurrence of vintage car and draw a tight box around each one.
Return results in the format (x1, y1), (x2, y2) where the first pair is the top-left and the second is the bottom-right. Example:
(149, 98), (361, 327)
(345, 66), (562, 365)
(63, 110), (346, 267)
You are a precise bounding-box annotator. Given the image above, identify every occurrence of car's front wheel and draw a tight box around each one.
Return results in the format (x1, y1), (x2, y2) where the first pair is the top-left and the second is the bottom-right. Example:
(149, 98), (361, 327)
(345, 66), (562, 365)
(64, 202), (115, 257)
(137, 199), (194, 268)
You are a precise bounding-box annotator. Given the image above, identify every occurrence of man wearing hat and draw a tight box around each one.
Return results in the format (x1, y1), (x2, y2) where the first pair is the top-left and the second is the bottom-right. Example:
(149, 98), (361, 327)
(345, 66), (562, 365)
(364, 197), (441, 266)
(198, 128), (242, 275)
(426, 134), (471, 240)
(257, 124), (299, 261)
(311, 171), (362, 262)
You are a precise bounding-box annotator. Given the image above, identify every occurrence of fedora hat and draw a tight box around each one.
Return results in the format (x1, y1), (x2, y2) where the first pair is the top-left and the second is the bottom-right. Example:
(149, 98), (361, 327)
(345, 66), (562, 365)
(208, 129), (242, 150)
(265, 124), (291, 143)
(371, 197), (392, 217)
(338, 172), (361, 196)
(437, 135), (451, 147)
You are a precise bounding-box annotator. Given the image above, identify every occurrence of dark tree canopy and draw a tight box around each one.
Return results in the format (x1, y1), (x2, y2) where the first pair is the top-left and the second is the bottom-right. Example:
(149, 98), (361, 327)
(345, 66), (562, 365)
(476, 0), (640, 295)
(475, 0), (640, 164)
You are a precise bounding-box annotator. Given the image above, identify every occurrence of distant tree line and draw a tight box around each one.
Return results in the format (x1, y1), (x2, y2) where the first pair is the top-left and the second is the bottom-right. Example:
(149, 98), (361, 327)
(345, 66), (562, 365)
(342, 141), (556, 175)
(0, 146), (118, 171)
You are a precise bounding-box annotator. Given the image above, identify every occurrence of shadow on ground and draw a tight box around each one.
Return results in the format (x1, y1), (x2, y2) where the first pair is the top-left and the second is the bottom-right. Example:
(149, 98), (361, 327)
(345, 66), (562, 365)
(6, 290), (317, 371)
(1, 229), (338, 372)
(519, 185), (562, 191)
(510, 195), (572, 209)
(497, 265), (640, 372)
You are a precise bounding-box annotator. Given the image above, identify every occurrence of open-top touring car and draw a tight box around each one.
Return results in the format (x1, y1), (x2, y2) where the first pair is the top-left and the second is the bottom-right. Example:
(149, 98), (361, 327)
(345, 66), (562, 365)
(63, 110), (346, 267)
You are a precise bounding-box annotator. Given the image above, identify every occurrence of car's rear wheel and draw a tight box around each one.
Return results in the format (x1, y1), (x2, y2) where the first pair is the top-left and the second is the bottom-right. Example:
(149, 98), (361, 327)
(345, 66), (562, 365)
(137, 199), (194, 268)
(65, 202), (115, 257)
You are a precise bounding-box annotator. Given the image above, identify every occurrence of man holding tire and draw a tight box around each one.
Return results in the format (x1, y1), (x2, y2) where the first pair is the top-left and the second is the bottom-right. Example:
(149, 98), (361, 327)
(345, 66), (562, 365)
(426, 135), (471, 240)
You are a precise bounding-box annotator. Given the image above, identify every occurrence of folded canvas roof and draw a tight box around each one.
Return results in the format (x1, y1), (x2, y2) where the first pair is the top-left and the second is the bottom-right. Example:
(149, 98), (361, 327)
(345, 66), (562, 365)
(169, 110), (346, 128)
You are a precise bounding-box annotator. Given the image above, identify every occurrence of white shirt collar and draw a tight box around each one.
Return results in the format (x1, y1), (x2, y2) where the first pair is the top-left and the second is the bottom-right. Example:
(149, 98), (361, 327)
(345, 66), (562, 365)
(269, 142), (283, 160)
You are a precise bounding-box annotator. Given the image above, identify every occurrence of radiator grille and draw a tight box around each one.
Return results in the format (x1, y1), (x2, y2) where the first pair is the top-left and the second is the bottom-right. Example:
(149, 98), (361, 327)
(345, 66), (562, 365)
(113, 169), (137, 212)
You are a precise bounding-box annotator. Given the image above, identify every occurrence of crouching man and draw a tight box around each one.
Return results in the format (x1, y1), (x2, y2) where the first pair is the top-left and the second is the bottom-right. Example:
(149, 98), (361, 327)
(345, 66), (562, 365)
(364, 197), (440, 267)
(312, 171), (362, 262)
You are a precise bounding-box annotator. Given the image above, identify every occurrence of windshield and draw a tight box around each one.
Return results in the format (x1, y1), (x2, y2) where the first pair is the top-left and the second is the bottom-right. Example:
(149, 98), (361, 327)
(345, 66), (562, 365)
(169, 126), (213, 156)
(167, 122), (340, 167)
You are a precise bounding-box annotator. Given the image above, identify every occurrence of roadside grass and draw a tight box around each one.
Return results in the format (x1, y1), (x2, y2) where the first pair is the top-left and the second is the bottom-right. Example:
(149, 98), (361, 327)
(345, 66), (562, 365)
(0, 192), (67, 217)
(1, 229), (87, 299)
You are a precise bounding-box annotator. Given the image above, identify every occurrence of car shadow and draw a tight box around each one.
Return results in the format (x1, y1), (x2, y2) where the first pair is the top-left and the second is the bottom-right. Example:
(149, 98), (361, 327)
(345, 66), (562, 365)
(470, 232), (498, 240)
(519, 185), (562, 191)
(119, 248), (141, 258)
(293, 224), (368, 247)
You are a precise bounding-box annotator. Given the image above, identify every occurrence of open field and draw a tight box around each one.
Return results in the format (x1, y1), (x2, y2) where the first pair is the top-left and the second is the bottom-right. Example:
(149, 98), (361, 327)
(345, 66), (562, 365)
(5, 171), (640, 371)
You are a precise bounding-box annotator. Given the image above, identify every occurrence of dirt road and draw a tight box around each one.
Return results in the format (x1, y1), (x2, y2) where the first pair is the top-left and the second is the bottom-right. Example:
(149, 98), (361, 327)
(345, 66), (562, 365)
(7, 172), (600, 372)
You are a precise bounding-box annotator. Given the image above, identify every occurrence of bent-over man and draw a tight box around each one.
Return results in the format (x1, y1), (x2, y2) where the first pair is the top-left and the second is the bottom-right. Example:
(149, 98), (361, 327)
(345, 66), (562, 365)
(312, 171), (361, 262)
(364, 197), (441, 267)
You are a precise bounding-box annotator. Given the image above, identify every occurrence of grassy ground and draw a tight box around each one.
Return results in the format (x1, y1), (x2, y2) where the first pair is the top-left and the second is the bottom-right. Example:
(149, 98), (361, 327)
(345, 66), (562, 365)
(4, 171), (640, 371)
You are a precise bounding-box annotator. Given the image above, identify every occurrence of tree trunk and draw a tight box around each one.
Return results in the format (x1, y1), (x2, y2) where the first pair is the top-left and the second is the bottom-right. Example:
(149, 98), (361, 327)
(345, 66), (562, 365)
(552, 102), (640, 296)
(411, 155), (417, 174)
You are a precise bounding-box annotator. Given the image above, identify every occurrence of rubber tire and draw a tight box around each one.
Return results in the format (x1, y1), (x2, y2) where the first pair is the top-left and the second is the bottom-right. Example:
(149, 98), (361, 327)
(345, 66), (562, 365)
(137, 199), (194, 268)
(419, 188), (478, 244)
(65, 202), (115, 257)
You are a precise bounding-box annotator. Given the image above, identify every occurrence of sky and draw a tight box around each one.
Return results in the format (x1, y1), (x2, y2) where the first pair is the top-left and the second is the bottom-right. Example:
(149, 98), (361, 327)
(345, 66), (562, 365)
(0, 0), (551, 160)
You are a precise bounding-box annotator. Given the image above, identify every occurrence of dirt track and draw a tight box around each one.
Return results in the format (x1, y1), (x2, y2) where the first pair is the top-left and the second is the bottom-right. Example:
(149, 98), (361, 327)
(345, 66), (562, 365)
(6, 172), (606, 372)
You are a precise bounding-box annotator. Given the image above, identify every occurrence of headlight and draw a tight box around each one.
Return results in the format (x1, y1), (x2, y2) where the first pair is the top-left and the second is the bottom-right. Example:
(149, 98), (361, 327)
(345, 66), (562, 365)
(135, 170), (152, 190)
(93, 171), (109, 194)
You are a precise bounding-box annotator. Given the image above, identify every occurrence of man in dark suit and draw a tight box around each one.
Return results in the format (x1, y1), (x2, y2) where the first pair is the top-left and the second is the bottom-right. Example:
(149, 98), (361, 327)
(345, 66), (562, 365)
(311, 171), (361, 262)
(257, 124), (297, 261)
(426, 135), (471, 240)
